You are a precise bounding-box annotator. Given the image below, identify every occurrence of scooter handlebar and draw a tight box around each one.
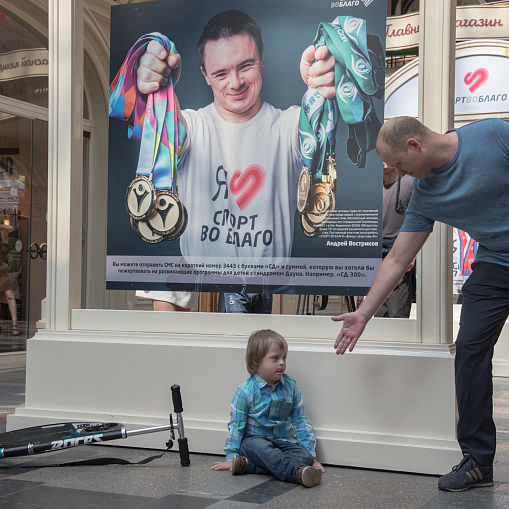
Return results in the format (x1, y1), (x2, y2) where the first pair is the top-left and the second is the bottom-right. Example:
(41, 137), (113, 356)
(171, 384), (183, 414)
(178, 437), (190, 466)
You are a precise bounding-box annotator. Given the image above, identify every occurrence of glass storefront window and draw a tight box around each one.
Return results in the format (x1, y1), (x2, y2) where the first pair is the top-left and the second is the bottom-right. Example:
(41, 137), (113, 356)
(0, 113), (30, 350)
(0, 9), (48, 108)
(0, 112), (48, 352)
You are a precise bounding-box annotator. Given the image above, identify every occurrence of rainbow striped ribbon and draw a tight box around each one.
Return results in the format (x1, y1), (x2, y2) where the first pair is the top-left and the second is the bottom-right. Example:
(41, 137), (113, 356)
(109, 33), (186, 192)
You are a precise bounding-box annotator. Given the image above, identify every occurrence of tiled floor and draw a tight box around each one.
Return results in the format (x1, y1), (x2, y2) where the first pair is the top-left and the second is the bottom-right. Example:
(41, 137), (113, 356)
(1, 366), (509, 508)
(0, 325), (28, 354)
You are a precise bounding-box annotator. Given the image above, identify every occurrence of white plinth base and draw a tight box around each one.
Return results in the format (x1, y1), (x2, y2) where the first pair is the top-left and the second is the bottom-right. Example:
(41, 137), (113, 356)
(8, 325), (461, 475)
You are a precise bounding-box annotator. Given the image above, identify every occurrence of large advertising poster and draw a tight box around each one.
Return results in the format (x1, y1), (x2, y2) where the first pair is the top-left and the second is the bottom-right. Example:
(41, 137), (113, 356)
(107, 0), (385, 295)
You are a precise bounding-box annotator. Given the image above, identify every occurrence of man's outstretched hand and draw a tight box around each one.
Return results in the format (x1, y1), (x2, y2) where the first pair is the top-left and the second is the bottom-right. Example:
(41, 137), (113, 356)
(331, 311), (369, 355)
(300, 45), (336, 99)
(137, 40), (182, 95)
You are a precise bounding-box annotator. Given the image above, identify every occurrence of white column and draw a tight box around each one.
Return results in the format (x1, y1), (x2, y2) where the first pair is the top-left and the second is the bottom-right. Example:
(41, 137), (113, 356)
(46, 0), (84, 329)
(416, 0), (456, 345)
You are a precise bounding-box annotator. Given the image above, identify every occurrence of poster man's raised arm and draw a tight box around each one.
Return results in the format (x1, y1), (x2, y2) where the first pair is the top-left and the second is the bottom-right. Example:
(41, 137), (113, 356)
(300, 45), (336, 100)
(137, 39), (188, 139)
(295, 44), (336, 147)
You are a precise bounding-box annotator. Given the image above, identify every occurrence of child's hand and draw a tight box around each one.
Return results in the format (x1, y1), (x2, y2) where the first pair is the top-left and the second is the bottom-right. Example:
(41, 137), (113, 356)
(313, 458), (326, 473)
(211, 460), (232, 471)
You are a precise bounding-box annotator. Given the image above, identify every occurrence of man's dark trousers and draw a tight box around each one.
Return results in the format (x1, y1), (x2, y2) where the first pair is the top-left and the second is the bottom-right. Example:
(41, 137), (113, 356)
(456, 261), (509, 467)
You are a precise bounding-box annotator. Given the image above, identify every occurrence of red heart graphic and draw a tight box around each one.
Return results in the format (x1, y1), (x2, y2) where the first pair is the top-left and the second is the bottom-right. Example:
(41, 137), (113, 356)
(229, 164), (266, 211)
(464, 68), (489, 93)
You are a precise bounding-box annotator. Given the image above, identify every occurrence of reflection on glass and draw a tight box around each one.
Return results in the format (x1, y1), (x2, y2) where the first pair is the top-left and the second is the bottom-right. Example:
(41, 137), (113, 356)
(0, 9), (48, 108)
(0, 114), (30, 351)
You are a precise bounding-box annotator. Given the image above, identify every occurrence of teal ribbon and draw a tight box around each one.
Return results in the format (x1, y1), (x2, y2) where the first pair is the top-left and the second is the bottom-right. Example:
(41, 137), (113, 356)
(299, 16), (384, 170)
(299, 88), (337, 182)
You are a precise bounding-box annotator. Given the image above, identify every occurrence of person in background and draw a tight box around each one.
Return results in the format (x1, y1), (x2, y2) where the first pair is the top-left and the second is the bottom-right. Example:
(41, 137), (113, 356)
(374, 162), (414, 318)
(0, 260), (18, 335)
(217, 291), (272, 314)
(135, 291), (198, 311)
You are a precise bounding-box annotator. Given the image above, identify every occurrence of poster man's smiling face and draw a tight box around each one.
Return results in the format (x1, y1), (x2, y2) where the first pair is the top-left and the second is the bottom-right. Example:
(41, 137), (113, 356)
(201, 32), (264, 123)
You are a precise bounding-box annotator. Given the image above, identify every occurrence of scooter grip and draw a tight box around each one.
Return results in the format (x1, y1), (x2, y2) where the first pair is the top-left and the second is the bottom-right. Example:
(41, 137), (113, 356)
(171, 384), (183, 413)
(178, 437), (190, 466)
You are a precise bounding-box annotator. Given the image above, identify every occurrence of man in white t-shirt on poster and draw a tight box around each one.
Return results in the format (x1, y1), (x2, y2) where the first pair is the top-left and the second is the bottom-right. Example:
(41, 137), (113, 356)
(136, 9), (335, 309)
(136, 10), (334, 260)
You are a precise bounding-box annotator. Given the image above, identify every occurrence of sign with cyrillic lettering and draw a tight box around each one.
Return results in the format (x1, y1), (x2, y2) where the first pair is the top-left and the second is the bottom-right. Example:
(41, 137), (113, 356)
(386, 5), (509, 52)
(385, 54), (509, 118)
(0, 48), (48, 82)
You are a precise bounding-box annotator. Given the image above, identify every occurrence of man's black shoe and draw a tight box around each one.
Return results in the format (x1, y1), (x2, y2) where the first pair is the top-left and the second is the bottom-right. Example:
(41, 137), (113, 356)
(438, 455), (493, 492)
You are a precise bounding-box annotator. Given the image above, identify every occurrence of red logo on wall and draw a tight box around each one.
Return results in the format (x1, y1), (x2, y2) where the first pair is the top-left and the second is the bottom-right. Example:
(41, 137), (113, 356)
(464, 68), (489, 93)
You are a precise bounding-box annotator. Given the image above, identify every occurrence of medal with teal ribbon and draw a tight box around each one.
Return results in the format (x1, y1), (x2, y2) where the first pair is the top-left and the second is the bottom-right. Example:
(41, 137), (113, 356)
(298, 16), (384, 237)
(109, 33), (188, 243)
(298, 88), (338, 237)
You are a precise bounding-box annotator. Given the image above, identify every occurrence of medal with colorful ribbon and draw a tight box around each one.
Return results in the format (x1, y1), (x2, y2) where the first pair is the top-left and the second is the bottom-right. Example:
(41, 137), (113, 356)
(110, 33), (188, 243)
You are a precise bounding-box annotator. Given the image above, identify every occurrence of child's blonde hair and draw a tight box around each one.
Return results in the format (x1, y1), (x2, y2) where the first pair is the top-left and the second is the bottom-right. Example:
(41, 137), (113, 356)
(245, 329), (288, 375)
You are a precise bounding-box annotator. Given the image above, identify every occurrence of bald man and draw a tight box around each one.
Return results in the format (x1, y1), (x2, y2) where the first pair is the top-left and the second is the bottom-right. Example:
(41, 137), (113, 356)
(333, 116), (509, 491)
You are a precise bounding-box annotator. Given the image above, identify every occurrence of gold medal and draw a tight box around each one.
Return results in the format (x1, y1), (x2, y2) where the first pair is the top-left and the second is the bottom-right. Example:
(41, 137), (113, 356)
(164, 203), (188, 242)
(133, 218), (164, 244)
(146, 190), (186, 239)
(300, 213), (320, 238)
(297, 166), (311, 213)
(126, 176), (156, 220)
(299, 181), (335, 238)
(305, 182), (335, 228)
(298, 148), (337, 238)
(129, 188), (188, 244)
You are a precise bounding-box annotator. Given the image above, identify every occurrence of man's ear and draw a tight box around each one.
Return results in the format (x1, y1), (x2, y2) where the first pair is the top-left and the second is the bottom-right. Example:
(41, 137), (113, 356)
(407, 138), (422, 152)
(201, 66), (211, 86)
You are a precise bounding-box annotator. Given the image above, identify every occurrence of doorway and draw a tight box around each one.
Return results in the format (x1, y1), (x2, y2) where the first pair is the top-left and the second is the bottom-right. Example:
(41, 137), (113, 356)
(0, 113), (47, 351)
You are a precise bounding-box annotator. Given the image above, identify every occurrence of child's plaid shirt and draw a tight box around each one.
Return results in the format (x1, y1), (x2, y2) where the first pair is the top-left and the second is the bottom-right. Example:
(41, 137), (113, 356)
(224, 373), (316, 461)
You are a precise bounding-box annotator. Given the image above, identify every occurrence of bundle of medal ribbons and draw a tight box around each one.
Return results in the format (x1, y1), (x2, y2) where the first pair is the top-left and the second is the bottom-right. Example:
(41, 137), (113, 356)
(109, 33), (188, 244)
(298, 16), (384, 237)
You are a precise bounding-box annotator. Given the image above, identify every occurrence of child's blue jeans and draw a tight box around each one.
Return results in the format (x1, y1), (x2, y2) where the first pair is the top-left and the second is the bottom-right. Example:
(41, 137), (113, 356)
(239, 436), (314, 483)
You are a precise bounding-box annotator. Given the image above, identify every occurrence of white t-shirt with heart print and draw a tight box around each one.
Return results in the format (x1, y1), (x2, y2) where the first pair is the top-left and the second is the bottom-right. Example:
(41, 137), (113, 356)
(178, 102), (301, 262)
